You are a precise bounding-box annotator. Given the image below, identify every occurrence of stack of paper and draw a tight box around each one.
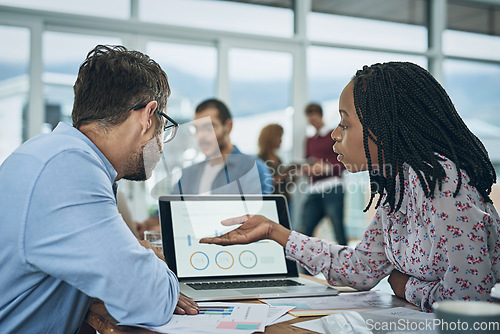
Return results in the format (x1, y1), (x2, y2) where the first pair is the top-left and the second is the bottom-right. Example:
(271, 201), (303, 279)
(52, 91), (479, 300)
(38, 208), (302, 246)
(292, 307), (437, 334)
(262, 290), (415, 317)
(133, 302), (294, 334)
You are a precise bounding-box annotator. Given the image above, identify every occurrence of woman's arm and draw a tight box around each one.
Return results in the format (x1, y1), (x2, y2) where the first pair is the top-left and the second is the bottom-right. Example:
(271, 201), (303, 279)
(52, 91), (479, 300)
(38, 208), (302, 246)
(285, 218), (393, 289)
(201, 214), (393, 290)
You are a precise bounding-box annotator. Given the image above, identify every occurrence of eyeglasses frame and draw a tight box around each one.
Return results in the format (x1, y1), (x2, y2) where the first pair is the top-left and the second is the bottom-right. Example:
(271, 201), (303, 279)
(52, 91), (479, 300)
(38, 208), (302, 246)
(132, 104), (179, 143)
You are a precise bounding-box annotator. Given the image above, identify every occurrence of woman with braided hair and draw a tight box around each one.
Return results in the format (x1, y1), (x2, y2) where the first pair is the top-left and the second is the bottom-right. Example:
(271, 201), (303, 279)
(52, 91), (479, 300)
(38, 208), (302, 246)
(201, 62), (500, 312)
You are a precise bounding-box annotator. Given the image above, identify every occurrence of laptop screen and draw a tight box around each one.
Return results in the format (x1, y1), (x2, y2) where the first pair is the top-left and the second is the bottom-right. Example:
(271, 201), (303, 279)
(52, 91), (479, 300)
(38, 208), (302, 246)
(160, 195), (290, 279)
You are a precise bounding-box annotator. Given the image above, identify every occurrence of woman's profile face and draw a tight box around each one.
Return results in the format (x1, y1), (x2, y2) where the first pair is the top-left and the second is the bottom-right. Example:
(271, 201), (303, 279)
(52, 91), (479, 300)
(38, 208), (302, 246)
(332, 80), (378, 173)
(274, 134), (282, 149)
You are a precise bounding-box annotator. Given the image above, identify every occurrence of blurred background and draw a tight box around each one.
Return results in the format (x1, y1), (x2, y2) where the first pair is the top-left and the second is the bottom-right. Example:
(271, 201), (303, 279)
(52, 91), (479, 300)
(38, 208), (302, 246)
(1, 0), (499, 244)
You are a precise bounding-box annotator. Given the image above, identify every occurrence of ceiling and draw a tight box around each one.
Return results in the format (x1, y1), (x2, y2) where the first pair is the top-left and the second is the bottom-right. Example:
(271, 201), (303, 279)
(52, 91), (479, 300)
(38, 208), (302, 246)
(224, 0), (500, 36)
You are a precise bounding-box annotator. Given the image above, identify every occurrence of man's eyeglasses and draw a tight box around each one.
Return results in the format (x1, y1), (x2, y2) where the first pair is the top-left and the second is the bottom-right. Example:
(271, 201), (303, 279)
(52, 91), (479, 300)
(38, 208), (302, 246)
(132, 104), (179, 144)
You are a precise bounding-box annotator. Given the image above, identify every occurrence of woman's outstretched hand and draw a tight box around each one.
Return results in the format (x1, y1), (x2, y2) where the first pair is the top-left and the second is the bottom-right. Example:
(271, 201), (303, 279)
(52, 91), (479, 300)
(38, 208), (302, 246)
(199, 214), (291, 247)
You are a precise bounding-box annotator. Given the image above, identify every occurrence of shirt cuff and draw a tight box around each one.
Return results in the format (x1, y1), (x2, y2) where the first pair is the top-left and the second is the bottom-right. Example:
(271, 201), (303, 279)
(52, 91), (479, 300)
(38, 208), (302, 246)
(285, 230), (309, 259)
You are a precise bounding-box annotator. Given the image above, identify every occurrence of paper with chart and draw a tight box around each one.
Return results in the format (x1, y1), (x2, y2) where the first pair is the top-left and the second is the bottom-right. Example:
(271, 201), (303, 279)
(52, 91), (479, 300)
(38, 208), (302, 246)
(140, 302), (269, 334)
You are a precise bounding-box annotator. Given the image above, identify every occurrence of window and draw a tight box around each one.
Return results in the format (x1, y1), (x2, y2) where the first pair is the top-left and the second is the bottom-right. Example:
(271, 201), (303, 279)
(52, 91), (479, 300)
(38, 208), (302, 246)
(308, 13), (427, 52)
(447, 0), (500, 37)
(0, 25), (29, 163)
(443, 58), (500, 184)
(308, 46), (427, 128)
(443, 30), (500, 61)
(443, 59), (500, 152)
(0, 0), (129, 19)
(140, 0), (293, 37)
(228, 48), (293, 160)
(146, 41), (217, 122)
(42, 32), (121, 129)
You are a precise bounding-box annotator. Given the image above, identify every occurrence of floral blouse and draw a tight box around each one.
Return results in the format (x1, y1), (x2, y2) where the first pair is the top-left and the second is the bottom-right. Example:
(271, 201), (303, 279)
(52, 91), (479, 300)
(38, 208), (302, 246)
(285, 156), (500, 312)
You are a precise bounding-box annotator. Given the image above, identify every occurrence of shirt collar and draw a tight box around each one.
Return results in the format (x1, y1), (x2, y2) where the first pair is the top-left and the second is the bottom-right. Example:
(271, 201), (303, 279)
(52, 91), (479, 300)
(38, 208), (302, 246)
(52, 122), (118, 182)
(225, 146), (242, 167)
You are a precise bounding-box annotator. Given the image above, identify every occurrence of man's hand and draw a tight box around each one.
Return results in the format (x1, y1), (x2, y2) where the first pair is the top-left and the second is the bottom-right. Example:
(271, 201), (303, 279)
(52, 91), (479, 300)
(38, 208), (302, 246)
(174, 293), (199, 315)
(199, 214), (291, 248)
(139, 239), (165, 262)
(388, 269), (410, 299)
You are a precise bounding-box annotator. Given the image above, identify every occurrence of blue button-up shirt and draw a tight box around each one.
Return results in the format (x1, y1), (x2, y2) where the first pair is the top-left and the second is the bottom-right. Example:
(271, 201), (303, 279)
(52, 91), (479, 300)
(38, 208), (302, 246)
(0, 123), (179, 333)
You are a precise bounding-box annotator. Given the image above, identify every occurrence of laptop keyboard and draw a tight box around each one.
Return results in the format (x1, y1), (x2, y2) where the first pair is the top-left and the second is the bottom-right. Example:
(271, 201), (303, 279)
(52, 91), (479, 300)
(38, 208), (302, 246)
(187, 279), (305, 290)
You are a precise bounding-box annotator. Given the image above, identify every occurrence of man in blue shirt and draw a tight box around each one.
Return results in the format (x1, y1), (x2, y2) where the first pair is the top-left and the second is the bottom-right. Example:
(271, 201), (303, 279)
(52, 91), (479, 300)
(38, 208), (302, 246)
(174, 98), (272, 195)
(0, 45), (197, 333)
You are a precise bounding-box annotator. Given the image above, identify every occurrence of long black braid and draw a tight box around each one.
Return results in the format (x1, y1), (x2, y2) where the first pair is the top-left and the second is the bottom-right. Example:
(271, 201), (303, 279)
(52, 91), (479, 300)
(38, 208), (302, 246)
(352, 62), (496, 213)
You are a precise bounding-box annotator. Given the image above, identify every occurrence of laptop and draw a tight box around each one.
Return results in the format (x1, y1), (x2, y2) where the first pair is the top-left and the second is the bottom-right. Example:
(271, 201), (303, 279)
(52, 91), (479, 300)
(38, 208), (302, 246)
(159, 194), (339, 301)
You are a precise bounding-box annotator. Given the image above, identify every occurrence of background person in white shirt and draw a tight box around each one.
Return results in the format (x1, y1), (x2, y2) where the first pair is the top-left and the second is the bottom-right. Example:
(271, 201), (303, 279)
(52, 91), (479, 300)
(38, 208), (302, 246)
(173, 98), (272, 195)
